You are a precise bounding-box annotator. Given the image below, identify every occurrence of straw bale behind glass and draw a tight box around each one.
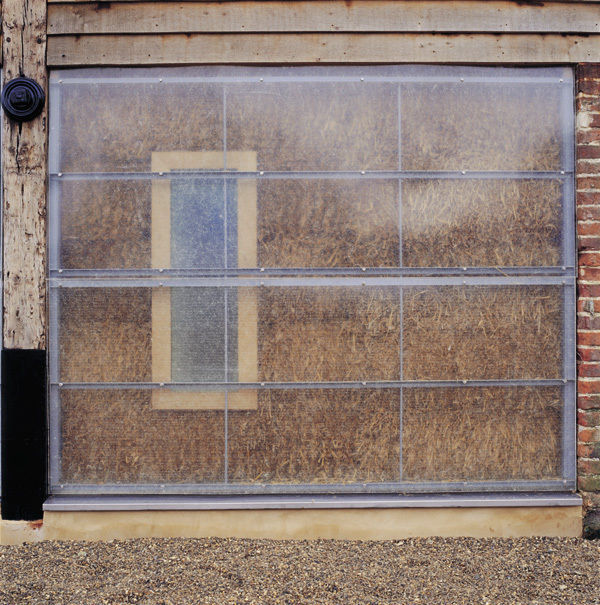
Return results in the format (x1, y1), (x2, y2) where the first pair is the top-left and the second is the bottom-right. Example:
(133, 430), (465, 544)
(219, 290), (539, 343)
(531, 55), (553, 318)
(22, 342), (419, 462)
(402, 179), (562, 267)
(228, 389), (400, 484)
(61, 389), (225, 484)
(402, 286), (562, 380)
(401, 83), (562, 171)
(59, 82), (223, 173)
(226, 82), (398, 171)
(402, 387), (562, 481)
(53, 67), (570, 488)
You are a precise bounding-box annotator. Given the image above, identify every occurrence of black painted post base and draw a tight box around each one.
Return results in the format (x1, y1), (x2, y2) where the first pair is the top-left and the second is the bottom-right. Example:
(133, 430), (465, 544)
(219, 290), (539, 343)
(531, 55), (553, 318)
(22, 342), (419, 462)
(1, 349), (47, 520)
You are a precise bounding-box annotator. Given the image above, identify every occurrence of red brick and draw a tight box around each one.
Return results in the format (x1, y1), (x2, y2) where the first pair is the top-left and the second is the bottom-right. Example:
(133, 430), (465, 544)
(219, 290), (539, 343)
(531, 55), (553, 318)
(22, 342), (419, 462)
(579, 331), (600, 345)
(577, 177), (600, 190)
(578, 442), (600, 458)
(577, 315), (600, 330)
(578, 393), (600, 409)
(579, 409), (600, 426)
(577, 130), (600, 145)
(578, 80), (600, 96)
(577, 94), (600, 113)
(578, 145), (600, 160)
(577, 345), (600, 360)
(578, 159), (600, 174)
(578, 284), (600, 298)
(579, 267), (600, 280)
(579, 476), (600, 491)
(577, 191), (600, 206)
(579, 459), (600, 475)
(578, 207), (600, 221)
(579, 426), (600, 442)
(577, 378), (600, 393)
(582, 492), (600, 509)
(577, 299), (600, 313)
(578, 235), (600, 251)
(578, 64), (600, 80)
(579, 251), (600, 266)
(578, 222), (600, 236)
(578, 361), (600, 376)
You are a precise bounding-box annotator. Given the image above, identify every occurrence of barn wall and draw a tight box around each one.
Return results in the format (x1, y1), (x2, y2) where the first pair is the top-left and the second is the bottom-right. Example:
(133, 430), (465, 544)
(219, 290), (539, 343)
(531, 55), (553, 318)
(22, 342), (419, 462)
(2, 0), (599, 533)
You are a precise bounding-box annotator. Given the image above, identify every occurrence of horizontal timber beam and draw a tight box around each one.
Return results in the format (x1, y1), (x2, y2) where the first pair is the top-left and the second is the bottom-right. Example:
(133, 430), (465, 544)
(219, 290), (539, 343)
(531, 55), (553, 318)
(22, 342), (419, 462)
(48, 33), (600, 66)
(47, 1), (600, 35)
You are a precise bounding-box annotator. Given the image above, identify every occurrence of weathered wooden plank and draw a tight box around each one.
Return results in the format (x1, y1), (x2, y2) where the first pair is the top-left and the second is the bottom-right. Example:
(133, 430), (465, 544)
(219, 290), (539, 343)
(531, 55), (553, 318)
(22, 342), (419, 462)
(2, 0), (47, 349)
(46, 0), (600, 3)
(47, 1), (600, 35)
(48, 32), (600, 66)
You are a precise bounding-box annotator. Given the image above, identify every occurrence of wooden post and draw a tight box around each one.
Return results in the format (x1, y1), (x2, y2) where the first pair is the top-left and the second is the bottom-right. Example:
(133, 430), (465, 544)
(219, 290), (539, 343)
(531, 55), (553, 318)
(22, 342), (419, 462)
(2, 0), (47, 350)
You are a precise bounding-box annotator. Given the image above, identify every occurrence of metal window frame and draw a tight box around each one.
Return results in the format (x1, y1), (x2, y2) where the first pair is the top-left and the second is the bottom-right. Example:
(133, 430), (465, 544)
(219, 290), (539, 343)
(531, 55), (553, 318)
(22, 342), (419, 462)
(47, 66), (577, 498)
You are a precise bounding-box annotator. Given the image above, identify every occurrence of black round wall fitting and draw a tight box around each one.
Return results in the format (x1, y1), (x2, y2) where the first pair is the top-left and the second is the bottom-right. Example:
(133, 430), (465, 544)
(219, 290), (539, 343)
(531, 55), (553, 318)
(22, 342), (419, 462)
(1, 77), (45, 122)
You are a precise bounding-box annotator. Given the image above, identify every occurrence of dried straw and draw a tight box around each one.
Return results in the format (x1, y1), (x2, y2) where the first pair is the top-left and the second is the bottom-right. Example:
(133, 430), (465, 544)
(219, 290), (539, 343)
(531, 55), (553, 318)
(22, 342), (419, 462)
(57, 76), (566, 486)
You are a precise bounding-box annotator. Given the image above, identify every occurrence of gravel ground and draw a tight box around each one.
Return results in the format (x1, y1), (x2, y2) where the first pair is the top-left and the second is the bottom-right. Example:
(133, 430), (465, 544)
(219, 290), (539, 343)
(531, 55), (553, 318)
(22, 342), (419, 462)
(1, 537), (599, 604)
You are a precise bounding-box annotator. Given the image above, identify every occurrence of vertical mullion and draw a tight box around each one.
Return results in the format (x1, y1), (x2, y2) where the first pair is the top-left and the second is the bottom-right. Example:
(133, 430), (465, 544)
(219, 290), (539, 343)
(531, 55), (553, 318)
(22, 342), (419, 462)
(48, 82), (62, 272)
(398, 83), (404, 481)
(560, 74), (576, 269)
(48, 80), (63, 492)
(223, 84), (229, 483)
(562, 281), (577, 483)
(558, 72), (576, 483)
(48, 384), (62, 491)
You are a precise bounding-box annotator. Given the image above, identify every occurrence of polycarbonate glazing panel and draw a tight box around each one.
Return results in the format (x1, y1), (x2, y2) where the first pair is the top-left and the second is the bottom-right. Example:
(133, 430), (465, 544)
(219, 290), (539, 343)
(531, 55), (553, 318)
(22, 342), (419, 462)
(58, 284), (564, 384)
(59, 288), (152, 383)
(171, 288), (238, 383)
(48, 65), (574, 496)
(56, 82), (224, 173)
(227, 389), (400, 485)
(54, 177), (401, 271)
(59, 389), (225, 485)
(53, 176), (570, 271)
(171, 178), (238, 269)
(58, 286), (402, 383)
(58, 179), (152, 270)
(402, 387), (562, 481)
(402, 286), (563, 380)
(256, 179), (400, 268)
(402, 180), (563, 268)
(225, 82), (398, 171)
(59, 287), (400, 382)
(401, 82), (564, 171)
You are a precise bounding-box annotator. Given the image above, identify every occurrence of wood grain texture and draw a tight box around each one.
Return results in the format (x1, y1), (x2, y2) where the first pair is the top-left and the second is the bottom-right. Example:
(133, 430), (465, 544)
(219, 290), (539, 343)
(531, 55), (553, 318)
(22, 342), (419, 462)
(45, 0), (600, 4)
(2, 0), (47, 349)
(47, 1), (600, 35)
(48, 32), (600, 66)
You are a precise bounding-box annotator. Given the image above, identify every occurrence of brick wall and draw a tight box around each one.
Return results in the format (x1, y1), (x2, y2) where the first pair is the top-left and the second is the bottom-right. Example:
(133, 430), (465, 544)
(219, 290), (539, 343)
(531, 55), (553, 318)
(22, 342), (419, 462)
(577, 63), (600, 538)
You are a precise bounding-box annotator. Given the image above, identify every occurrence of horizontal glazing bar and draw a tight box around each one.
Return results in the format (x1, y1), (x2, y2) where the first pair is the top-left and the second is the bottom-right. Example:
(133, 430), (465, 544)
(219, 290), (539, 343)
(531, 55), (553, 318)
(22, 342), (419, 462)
(51, 76), (570, 86)
(52, 379), (571, 389)
(49, 479), (575, 496)
(44, 492), (582, 511)
(50, 267), (576, 279)
(50, 170), (571, 181)
(48, 275), (575, 288)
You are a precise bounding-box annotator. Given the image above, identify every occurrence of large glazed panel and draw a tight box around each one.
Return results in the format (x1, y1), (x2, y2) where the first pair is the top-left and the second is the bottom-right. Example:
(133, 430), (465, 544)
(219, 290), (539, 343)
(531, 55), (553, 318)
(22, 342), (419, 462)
(402, 179), (563, 267)
(228, 389), (400, 485)
(402, 387), (562, 482)
(401, 82), (564, 171)
(402, 286), (563, 380)
(59, 389), (225, 485)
